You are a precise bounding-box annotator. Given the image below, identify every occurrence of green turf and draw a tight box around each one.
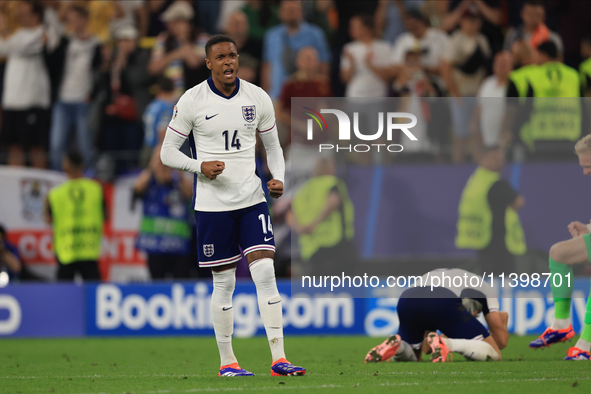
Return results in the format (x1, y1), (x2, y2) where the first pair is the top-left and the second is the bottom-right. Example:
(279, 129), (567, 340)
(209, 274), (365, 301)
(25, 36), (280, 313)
(0, 335), (587, 394)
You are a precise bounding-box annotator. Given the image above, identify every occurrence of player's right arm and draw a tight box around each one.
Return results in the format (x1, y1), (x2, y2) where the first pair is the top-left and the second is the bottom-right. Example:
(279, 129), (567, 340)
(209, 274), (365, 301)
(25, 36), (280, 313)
(160, 92), (224, 180)
(485, 311), (509, 350)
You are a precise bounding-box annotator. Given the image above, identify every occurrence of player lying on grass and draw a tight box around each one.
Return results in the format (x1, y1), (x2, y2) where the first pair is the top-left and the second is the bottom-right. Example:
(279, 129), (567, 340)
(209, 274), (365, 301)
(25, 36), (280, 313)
(365, 268), (509, 363)
(529, 135), (591, 361)
(160, 34), (304, 377)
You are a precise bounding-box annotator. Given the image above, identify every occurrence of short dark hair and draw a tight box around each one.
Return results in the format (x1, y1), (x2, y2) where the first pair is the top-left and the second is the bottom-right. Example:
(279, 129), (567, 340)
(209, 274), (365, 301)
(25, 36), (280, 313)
(353, 13), (374, 30)
(582, 34), (591, 47)
(0, 223), (6, 239)
(65, 150), (84, 169)
(69, 5), (89, 19)
(27, 1), (45, 22)
(524, 0), (545, 8)
(537, 40), (558, 60)
(157, 77), (174, 93)
(205, 34), (237, 57)
(405, 8), (428, 25)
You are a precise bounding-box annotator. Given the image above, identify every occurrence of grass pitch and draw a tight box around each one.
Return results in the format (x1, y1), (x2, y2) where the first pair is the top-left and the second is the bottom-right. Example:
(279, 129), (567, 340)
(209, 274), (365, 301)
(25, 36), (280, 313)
(0, 335), (587, 394)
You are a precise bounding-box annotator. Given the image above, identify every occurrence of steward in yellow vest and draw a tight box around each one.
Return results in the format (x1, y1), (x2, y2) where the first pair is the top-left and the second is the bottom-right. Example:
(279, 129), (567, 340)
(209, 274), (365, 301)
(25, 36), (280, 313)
(507, 41), (583, 157)
(456, 147), (526, 274)
(291, 159), (356, 273)
(579, 36), (591, 97)
(45, 151), (105, 281)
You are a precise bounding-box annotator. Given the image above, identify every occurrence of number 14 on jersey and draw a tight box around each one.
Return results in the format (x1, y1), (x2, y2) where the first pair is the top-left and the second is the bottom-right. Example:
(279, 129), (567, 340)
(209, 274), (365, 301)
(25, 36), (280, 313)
(222, 130), (241, 151)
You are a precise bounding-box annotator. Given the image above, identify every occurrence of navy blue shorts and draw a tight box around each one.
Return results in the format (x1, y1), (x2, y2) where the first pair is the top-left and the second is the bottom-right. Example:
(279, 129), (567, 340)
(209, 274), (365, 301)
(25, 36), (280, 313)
(195, 202), (275, 267)
(397, 287), (490, 347)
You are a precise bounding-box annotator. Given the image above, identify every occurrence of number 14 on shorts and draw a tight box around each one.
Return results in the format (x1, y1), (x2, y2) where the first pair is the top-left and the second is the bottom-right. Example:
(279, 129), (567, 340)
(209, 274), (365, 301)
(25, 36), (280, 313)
(259, 214), (273, 241)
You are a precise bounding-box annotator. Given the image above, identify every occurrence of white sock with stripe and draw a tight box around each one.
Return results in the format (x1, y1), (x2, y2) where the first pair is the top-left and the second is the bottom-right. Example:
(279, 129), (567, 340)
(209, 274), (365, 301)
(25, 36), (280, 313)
(212, 267), (237, 367)
(442, 338), (499, 361)
(249, 258), (285, 362)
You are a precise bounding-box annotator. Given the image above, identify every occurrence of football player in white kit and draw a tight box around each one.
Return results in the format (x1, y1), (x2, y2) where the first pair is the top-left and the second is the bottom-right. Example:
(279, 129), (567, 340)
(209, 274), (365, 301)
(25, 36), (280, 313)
(160, 35), (305, 377)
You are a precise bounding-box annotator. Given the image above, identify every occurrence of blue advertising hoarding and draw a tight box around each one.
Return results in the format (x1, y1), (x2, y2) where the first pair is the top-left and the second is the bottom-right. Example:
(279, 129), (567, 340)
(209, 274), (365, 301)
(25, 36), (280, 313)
(0, 283), (84, 337)
(0, 279), (589, 338)
(85, 281), (365, 336)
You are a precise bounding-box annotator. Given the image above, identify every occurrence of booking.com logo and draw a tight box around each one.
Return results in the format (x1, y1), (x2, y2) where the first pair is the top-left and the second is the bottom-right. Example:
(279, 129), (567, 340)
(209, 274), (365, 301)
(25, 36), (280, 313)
(303, 107), (418, 153)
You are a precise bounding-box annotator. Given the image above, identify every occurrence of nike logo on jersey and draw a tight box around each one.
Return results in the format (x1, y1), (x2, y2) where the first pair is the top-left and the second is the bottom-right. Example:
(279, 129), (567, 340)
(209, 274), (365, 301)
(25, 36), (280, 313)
(264, 236), (274, 242)
(205, 114), (219, 120)
(222, 306), (233, 311)
(268, 300), (281, 305)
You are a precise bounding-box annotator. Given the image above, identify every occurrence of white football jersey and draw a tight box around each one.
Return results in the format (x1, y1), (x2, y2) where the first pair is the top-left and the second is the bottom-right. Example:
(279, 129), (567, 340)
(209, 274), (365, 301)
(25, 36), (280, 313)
(167, 77), (278, 212)
(420, 268), (499, 314)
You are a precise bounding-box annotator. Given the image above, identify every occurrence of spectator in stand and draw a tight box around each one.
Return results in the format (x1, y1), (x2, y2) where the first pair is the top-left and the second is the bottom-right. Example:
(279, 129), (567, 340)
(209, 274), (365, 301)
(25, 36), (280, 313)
(98, 25), (152, 172)
(276, 47), (331, 191)
(474, 52), (513, 153)
(224, 10), (262, 84)
(421, 0), (449, 30)
(82, 0), (118, 43)
(141, 77), (176, 166)
(242, 0), (280, 41)
(503, 0), (564, 60)
(0, 1), (57, 168)
(444, 1), (503, 55)
(148, 1), (208, 98)
(392, 49), (439, 159)
(133, 146), (193, 280)
(262, 0), (331, 100)
(110, 0), (147, 39)
(48, 5), (101, 171)
(442, 8), (491, 163)
(341, 13), (392, 98)
(371, 9), (449, 92)
(375, 0), (423, 45)
(144, 0), (173, 38)
(0, 1), (21, 36)
(216, 0), (246, 34)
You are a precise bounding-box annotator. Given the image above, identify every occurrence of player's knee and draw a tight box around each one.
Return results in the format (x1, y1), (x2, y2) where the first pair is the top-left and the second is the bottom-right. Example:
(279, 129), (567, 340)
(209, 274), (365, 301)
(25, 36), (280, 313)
(212, 267), (236, 292)
(249, 258), (276, 286)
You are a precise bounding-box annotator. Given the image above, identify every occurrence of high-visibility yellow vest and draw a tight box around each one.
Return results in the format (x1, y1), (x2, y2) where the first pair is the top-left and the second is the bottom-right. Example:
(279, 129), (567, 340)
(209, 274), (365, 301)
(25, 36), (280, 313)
(579, 57), (591, 96)
(520, 62), (582, 149)
(455, 167), (526, 256)
(48, 178), (104, 264)
(292, 175), (354, 261)
(509, 65), (538, 98)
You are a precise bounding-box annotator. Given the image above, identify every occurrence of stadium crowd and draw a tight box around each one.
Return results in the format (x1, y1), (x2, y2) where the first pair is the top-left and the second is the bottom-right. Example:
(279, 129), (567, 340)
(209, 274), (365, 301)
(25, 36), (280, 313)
(1, 0), (590, 282)
(0, 0), (589, 171)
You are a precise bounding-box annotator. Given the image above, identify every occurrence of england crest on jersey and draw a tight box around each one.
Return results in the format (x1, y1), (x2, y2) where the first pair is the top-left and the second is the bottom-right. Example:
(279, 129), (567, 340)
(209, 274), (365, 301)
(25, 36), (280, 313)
(203, 244), (214, 257)
(242, 105), (256, 123)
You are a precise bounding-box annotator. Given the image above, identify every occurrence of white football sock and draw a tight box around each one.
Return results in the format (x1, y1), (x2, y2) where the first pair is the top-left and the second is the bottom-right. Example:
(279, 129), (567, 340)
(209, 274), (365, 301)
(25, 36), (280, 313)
(211, 267), (237, 367)
(551, 318), (570, 330)
(575, 339), (591, 352)
(393, 340), (417, 362)
(442, 338), (499, 361)
(249, 258), (285, 362)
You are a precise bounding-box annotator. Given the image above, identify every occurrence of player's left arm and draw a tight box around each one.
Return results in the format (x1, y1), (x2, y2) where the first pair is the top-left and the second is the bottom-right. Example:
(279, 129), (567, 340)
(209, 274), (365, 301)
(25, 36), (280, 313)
(258, 91), (285, 199)
(485, 311), (509, 350)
